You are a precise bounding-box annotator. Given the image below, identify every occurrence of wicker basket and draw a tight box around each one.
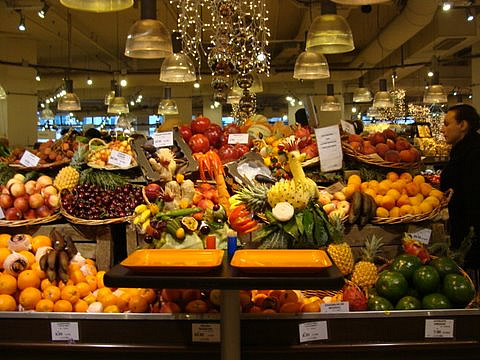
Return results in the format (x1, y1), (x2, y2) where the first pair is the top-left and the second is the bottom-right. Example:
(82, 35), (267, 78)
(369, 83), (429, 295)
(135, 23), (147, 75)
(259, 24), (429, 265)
(371, 189), (452, 225)
(7, 159), (70, 171)
(342, 140), (421, 170)
(0, 212), (61, 227)
(87, 138), (137, 170)
(301, 156), (320, 168)
(301, 289), (342, 299)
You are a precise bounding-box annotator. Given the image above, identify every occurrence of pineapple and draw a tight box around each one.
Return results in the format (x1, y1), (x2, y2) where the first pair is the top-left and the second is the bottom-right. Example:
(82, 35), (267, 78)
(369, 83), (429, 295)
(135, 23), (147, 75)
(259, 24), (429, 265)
(327, 214), (354, 276)
(235, 183), (270, 213)
(54, 145), (87, 191)
(351, 235), (383, 290)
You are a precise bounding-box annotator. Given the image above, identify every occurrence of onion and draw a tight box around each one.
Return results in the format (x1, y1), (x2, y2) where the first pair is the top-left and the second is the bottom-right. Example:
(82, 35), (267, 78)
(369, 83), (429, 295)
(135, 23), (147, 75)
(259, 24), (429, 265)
(37, 175), (53, 188)
(1, 186), (10, 195)
(272, 202), (295, 222)
(35, 246), (53, 262)
(35, 205), (51, 218)
(3, 252), (28, 276)
(25, 180), (37, 195)
(14, 196), (29, 213)
(8, 234), (32, 251)
(0, 194), (13, 209)
(87, 302), (104, 313)
(6, 178), (21, 190)
(13, 174), (25, 182)
(42, 185), (58, 197)
(29, 193), (44, 209)
(5, 207), (22, 220)
(9, 182), (25, 197)
(23, 209), (36, 219)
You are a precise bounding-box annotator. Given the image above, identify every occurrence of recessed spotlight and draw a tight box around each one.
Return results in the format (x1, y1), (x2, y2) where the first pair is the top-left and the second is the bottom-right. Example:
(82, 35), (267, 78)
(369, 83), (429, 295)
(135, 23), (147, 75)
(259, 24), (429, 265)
(442, 1), (452, 11)
(352, 107), (357, 113)
(35, 73), (41, 81)
(427, 71), (434, 77)
(120, 79), (127, 87)
(193, 81), (200, 89)
(87, 77), (93, 86)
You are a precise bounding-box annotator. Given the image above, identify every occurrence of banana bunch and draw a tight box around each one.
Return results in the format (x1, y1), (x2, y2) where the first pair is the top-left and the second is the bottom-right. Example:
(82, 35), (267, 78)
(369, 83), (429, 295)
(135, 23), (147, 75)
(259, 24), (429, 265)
(132, 204), (159, 233)
(348, 191), (377, 226)
(39, 230), (78, 282)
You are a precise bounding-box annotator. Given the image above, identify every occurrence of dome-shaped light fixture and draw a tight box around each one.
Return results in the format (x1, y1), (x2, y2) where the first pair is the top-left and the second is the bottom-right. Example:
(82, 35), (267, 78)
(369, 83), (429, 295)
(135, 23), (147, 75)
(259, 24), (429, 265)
(107, 85), (129, 114)
(306, 0), (354, 54)
(373, 79), (393, 108)
(423, 58), (448, 104)
(40, 102), (54, 120)
(104, 79), (117, 105)
(157, 87), (179, 115)
(0, 84), (6, 100)
(227, 89), (242, 105)
(60, 0), (133, 12)
(321, 83), (341, 111)
(353, 77), (372, 102)
(159, 32), (196, 83)
(332, 0), (389, 5)
(293, 51), (330, 80)
(57, 79), (81, 111)
(124, 0), (172, 59)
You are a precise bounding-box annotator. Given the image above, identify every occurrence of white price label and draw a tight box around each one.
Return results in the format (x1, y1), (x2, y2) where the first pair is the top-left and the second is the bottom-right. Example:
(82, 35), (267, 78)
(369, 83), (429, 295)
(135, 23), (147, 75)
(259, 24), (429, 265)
(192, 323), (220, 343)
(51, 322), (79, 341)
(299, 321), (328, 343)
(108, 149), (132, 168)
(228, 133), (249, 144)
(409, 228), (432, 245)
(341, 120), (356, 135)
(425, 319), (454, 338)
(153, 131), (174, 148)
(321, 301), (350, 313)
(314, 125), (343, 172)
(19, 150), (40, 167)
(0, 207), (4, 219)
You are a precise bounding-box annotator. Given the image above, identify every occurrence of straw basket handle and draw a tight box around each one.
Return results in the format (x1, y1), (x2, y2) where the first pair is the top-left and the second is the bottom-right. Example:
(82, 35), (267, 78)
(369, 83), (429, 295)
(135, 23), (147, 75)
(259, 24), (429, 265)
(88, 137), (107, 150)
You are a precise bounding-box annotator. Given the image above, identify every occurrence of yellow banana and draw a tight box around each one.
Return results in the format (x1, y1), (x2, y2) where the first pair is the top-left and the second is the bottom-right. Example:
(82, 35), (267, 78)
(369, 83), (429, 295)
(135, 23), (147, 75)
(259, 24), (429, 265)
(135, 204), (147, 214)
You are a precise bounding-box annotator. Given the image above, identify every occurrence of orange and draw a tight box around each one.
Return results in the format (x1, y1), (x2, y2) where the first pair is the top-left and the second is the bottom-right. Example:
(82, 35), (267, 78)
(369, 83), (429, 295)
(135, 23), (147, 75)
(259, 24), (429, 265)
(374, 195), (383, 207)
(138, 288), (156, 304)
(76, 282), (91, 298)
(85, 275), (98, 292)
(61, 285), (80, 304)
(380, 195), (395, 211)
(391, 180), (407, 193)
(419, 201), (433, 214)
(18, 251), (35, 269)
(386, 189), (401, 201)
(430, 189), (444, 200)
(96, 271), (106, 288)
(396, 194), (410, 207)
(70, 269), (86, 285)
(128, 295), (149, 313)
(376, 207), (389, 218)
(420, 183), (433, 197)
(53, 299), (73, 312)
(83, 294), (96, 305)
(81, 263), (97, 277)
(413, 175), (425, 185)
(0, 294), (16, 311)
(41, 278), (55, 291)
(399, 172), (413, 183)
(425, 196), (440, 208)
(347, 174), (362, 185)
(409, 196), (421, 207)
(31, 235), (52, 254)
(0, 234), (11, 248)
(99, 293), (118, 307)
(17, 270), (41, 290)
(389, 207), (400, 218)
(368, 180), (380, 189)
(342, 184), (356, 200)
(35, 298), (54, 312)
(399, 205), (413, 216)
(377, 180), (391, 195)
(85, 258), (96, 267)
(360, 182), (369, 192)
(74, 299), (88, 312)
(96, 287), (112, 304)
(19, 287), (42, 310)
(43, 285), (61, 302)
(31, 262), (46, 280)
(411, 205), (421, 215)
(0, 248), (12, 270)
(405, 182), (419, 196)
(116, 293), (131, 312)
(363, 188), (376, 199)
(0, 273), (17, 295)
(58, 279), (74, 290)
(104, 305), (120, 313)
(386, 171), (399, 182)
(68, 262), (81, 275)
(415, 193), (424, 204)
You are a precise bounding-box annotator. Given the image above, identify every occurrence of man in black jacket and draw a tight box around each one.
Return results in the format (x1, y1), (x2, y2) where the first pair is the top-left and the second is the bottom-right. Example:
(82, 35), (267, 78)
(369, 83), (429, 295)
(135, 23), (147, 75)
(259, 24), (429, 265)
(440, 104), (480, 268)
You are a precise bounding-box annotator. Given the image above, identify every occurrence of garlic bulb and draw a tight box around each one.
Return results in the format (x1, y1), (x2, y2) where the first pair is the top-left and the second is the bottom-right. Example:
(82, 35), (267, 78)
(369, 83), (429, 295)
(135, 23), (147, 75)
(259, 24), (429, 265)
(8, 234), (32, 252)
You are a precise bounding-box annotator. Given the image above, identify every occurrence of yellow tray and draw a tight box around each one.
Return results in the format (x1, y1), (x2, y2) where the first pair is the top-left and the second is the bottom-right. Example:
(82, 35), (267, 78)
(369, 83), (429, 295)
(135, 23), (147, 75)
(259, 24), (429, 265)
(121, 249), (224, 273)
(230, 249), (332, 274)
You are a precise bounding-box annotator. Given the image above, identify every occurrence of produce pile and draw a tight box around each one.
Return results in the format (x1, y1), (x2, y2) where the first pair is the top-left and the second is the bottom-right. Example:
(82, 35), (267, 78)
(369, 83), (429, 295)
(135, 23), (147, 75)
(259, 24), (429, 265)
(87, 139), (135, 168)
(8, 137), (79, 166)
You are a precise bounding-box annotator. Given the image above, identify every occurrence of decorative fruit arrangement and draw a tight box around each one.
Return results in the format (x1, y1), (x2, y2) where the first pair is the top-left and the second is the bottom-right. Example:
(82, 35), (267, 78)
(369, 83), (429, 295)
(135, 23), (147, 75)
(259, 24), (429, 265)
(9, 138), (79, 166)
(0, 232), (157, 313)
(346, 130), (420, 163)
(0, 174), (59, 220)
(87, 139), (135, 168)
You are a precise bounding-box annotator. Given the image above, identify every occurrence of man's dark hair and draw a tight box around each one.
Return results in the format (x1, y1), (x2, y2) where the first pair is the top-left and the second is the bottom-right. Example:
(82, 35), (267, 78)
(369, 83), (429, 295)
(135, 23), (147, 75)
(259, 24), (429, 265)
(295, 108), (309, 126)
(448, 104), (480, 133)
(85, 127), (102, 139)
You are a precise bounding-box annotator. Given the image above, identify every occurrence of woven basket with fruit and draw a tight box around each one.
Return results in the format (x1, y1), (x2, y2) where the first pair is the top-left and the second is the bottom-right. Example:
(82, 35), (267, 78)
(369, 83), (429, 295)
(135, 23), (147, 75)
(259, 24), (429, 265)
(87, 138), (137, 170)
(343, 130), (421, 170)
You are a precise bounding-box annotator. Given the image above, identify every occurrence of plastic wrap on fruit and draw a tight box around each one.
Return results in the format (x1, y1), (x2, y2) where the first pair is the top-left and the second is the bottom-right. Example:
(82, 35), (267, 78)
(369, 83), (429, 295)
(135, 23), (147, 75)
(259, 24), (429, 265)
(8, 234), (32, 252)
(180, 179), (195, 205)
(70, 253), (86, 266)
(402, 233), (431, 264)
(3, 252), (28, 276)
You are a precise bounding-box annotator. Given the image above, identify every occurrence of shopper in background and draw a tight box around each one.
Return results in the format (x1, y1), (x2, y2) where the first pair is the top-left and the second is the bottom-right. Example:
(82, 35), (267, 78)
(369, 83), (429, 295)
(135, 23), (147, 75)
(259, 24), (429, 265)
(441, 104), (480, 268)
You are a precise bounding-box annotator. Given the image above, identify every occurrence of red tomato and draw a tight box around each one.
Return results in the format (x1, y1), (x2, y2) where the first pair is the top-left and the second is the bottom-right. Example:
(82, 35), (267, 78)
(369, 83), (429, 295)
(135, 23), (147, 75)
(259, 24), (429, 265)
(191, 116), (211, 134)
(295, 126), (313, 148)
(179, 125), (192, 142)
(218, 144), (238, 163)
(188, 134), (210, 153)
(234, 143), (250, 157)
(203, 125), (223, 148)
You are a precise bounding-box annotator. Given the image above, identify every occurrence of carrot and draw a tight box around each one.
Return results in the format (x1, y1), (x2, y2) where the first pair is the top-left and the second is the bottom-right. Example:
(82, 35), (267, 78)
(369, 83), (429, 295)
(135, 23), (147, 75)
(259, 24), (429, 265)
(215, 171), (231, 216)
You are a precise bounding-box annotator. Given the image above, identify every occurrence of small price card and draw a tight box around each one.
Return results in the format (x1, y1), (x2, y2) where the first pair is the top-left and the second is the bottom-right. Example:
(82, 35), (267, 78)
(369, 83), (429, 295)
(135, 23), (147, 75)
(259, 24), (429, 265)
(108, 150), (132, 168)
(51, 322), (79, 341)
(228, 133), (249, 144)
(153, 131), (174, 148)
(320, 301), (350, 313)
(425, 319), (454, 338)
(341, 120), (356, 135)
(192, 323), (220, 343)
(299, 321), (328, 343)
(19, 150), (40, 167)
(409, 228), (432, 245)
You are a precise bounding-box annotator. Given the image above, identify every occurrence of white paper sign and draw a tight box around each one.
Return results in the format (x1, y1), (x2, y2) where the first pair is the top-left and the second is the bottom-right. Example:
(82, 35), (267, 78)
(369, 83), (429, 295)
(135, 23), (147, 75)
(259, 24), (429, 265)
(19, 150), (40, 167)
(314, 125), (343, 172)
(321, 301), (350, 313)
(192, 323), (220, 342)
(341, 120), (356, 135)
(108, 149), (132, 168)
(228, 133), (249, 144)
(153, 131), (174, 148)
(51, 322), (79, 341)
(0, 207), (4, 219)
(38, 130), (57, 140)
(425, 319), (454, 338)
(299, 321), (328, 343)
(409, 228), (432, 245)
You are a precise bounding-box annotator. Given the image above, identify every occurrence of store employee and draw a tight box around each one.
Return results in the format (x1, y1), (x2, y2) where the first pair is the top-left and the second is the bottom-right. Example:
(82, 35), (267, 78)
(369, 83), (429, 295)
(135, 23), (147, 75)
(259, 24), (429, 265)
(441, 104), (480, 268)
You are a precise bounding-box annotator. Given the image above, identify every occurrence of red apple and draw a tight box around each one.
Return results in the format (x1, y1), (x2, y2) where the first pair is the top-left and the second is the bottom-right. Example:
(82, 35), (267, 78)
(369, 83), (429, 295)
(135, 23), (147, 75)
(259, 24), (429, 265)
(14, 196), (29, 213)
(5, 207), (22, 220)
(144, 183), (162, 202)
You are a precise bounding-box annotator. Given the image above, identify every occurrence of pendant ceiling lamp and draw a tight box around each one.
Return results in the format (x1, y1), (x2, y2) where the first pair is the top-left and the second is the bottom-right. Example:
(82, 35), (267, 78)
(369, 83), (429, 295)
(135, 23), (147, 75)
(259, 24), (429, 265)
(353, 77), (372, 103)
(423, 57), (447, 104)
(108, 85), (129, 114)
(157, 87), (179, 115)
(232, 73), (263, 94)
(373, 79), (393, 108)
(60, 0), (133, 13)
(306, 0), (354, 54)
(104, 79), (117, 105)
(159, 32), (196, 83)
(321, 83), (341, 111)
(40, 103), (54, 120)
(124, 0), (172, 59)
(0, 84), (6, 100)
(332, 0), (390, 5)
(293, 50), (330, 80)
